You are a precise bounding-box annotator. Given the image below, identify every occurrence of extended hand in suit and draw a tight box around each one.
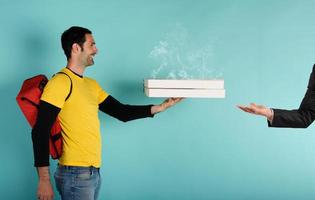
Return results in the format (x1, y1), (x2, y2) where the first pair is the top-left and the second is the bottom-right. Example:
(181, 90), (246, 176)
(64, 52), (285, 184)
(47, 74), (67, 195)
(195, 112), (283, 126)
(237, 103), (273, 121)
(236, 65), (315, 128)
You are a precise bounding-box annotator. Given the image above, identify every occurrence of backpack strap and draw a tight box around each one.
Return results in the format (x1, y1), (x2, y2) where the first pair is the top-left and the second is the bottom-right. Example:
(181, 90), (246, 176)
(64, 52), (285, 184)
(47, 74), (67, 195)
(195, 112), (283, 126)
(55, 72), (73, 101)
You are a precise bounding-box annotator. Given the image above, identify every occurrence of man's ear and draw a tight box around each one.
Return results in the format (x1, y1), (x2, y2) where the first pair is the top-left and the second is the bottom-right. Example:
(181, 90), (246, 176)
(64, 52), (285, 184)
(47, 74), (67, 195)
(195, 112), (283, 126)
(72, 43), (82, 54)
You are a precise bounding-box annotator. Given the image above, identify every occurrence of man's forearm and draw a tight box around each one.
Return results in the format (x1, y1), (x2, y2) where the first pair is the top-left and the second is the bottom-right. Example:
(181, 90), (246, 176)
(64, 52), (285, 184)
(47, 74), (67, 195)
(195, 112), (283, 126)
(37, 166), (51, 180)
(32, 101), (61, 166)
(99, 95), (154, 122)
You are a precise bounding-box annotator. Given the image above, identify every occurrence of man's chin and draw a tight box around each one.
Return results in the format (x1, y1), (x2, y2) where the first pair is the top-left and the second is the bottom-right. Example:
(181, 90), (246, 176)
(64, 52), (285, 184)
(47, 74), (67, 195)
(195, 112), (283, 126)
(86, 61), (95, 67)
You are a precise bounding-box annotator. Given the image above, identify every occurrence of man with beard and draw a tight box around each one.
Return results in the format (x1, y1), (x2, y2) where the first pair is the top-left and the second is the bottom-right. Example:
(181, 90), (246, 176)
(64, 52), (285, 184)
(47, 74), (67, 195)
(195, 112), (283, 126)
(32, 26), (182, 200)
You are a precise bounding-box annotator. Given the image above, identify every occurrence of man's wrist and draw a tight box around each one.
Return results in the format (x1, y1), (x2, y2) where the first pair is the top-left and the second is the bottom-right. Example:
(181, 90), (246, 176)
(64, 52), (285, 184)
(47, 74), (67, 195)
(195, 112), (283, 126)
(37, 166), (51, 180)
(151, 105), (160, 114)
(266, 108), (274, 122)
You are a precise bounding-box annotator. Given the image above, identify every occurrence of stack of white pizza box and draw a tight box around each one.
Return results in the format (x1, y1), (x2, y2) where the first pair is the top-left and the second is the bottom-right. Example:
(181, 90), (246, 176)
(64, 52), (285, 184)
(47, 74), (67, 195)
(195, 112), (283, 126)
(144, 79), (225, 98)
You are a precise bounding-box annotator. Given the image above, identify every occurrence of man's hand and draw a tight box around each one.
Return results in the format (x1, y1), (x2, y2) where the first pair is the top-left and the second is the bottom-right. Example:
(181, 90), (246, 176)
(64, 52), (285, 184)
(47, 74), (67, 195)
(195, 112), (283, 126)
(237, 103), (273, 121)
(37, 179), (54, 200)
(37, 166), (54, 200)
(151, 97), (183, 114)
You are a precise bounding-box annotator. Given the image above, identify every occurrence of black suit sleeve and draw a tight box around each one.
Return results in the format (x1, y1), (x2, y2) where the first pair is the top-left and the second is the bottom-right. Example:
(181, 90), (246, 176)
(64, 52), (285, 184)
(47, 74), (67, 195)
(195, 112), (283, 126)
(31, 100), (61, 167)
(269, 64), (315, 128)
(99, 95), (154, 122)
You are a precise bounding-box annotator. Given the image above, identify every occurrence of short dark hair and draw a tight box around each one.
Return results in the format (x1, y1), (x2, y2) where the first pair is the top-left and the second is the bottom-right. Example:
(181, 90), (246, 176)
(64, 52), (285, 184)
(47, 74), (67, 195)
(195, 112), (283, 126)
(61, 26), (92, 60)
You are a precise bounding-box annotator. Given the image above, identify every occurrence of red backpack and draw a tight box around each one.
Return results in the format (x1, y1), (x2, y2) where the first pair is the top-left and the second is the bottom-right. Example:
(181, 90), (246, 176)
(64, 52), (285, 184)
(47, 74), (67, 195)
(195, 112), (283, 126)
(16, 72), (72, 159)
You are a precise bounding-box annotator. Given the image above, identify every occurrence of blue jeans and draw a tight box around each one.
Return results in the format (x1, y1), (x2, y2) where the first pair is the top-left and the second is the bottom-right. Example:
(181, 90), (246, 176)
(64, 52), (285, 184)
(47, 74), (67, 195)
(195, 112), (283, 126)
(54, 164), (101, 200)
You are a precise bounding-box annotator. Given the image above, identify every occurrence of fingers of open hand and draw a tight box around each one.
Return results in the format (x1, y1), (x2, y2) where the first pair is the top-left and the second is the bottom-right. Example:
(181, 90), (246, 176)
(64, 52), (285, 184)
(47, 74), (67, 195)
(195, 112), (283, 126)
(165, 97), (182, 106)
(177, 97), (184, 102)
(37, 193), (53, 200)
(171, 97), (183, 104)
(237, 105), (255, 114)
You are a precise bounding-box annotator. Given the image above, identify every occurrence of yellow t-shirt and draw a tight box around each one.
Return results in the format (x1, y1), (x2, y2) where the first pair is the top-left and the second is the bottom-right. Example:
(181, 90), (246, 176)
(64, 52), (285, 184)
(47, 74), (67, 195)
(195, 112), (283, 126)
(41, 68), (109, 167)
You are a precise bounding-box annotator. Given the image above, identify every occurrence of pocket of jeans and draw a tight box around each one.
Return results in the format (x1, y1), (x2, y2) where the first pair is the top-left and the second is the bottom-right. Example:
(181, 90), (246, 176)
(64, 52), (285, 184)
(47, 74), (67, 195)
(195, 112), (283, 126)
(54, 168), (62, 179)
(54, 171), (64, 193)
(76, 171), (92, 180)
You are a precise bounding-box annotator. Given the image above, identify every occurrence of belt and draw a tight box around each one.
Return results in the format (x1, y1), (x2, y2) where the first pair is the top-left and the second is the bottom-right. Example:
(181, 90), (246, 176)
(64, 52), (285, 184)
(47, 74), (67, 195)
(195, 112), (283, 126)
(58, 163), (100, 171)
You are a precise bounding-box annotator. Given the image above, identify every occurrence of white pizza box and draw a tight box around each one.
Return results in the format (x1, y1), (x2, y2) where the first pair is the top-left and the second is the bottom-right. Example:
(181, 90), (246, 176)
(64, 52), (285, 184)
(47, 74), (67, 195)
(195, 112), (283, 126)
(144, 79), (224, 89)
(145, 88), (225, 98)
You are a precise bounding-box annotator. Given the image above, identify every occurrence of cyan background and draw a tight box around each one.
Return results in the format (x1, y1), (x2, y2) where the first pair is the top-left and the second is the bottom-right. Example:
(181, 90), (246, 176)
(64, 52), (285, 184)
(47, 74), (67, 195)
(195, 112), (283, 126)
(2, 0), (315, 199)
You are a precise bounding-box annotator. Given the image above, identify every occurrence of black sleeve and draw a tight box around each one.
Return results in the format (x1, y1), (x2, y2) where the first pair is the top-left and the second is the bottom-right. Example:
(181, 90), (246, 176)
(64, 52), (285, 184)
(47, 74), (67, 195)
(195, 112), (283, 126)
(31, 100), (61, 167)
(269, 64), (315, 128)
(99, 95), (154, 122)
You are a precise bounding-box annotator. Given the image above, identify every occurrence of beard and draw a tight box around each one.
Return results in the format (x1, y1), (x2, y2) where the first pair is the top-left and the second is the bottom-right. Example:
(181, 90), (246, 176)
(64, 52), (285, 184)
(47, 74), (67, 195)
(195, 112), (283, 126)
(84, 55), (95, 67)
(88, 56), (94, 66)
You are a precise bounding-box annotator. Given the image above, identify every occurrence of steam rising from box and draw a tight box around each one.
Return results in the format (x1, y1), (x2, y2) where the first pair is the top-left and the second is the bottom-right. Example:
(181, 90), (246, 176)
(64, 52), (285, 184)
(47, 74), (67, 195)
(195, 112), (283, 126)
(149, 24), (223, 80)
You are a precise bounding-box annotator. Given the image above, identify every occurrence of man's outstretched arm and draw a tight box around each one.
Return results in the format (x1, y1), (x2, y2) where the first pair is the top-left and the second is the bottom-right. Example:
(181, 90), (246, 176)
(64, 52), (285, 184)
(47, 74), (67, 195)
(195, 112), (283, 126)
(99, 95), (182, 122)
(237, 65), (315, 128)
